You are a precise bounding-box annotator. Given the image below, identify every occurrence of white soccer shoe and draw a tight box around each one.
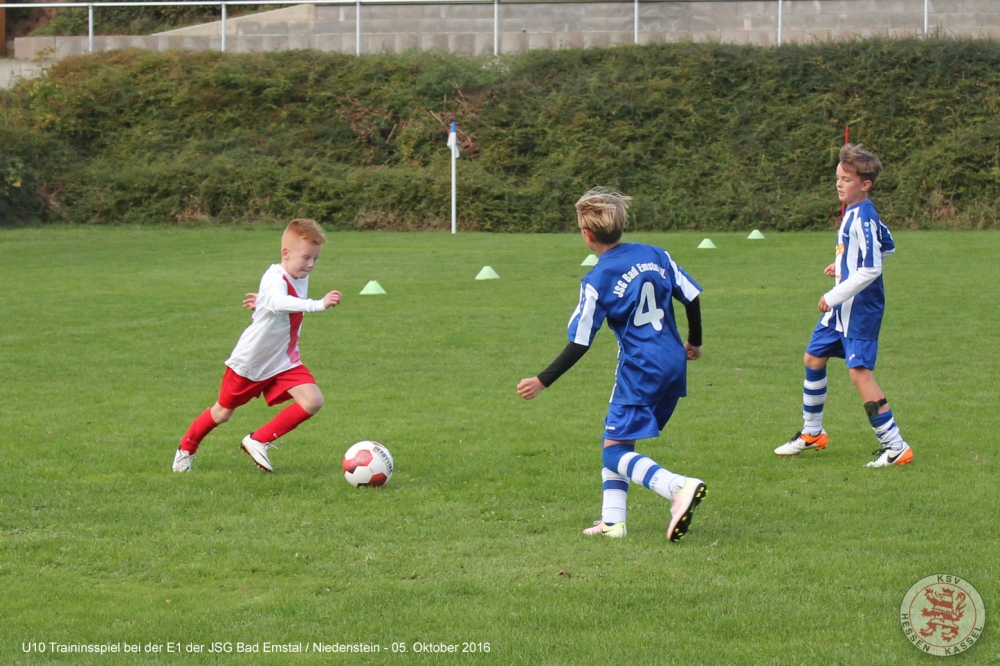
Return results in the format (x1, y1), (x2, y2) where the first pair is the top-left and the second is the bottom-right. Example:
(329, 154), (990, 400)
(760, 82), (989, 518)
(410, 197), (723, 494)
(668, 478), (707, 543)
(172, 448), (194, 473)
(582, 521), (627, 538)
(241, 435), (274, 472)
(865, 442), (913, 468)
(774, 430), (829, 456)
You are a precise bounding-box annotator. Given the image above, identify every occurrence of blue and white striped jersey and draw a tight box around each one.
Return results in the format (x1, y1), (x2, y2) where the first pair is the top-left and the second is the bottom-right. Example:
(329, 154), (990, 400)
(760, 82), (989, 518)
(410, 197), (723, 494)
(820, 199), (895, 340)
(567, 243), (702, 405)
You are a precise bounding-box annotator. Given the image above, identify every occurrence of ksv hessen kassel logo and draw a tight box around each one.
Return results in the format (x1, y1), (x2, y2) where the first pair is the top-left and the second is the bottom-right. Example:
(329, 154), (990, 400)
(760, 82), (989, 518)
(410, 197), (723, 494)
(900, 574), (985, 656)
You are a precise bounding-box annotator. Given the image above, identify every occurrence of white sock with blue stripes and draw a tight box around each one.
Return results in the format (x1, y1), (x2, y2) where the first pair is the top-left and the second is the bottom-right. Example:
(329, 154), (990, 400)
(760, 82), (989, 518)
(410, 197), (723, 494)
(802, 366), (827, 435)
(600, 468), (629, 525)
(617, 451), (685, 501)
(870, 409), (905, 451)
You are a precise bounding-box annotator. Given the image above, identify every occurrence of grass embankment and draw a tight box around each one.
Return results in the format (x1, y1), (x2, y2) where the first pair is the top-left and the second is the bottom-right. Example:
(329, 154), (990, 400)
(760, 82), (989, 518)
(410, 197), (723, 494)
(2, 39), (999, 229)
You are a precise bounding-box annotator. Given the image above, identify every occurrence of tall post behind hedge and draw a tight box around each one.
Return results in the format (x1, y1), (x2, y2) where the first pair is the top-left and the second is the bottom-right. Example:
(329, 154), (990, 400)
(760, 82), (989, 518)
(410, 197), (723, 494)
(777, 0), (782, 46)
(633, 0), (638, 44)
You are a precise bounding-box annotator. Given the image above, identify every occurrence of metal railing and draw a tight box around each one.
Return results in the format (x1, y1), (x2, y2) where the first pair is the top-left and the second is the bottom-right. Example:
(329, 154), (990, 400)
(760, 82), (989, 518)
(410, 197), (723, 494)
(3, 0), (939, 57)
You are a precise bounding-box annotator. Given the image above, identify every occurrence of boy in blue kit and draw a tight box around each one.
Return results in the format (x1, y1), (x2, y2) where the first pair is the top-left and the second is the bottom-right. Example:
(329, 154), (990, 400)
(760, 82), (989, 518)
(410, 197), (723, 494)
(517, 189), (707, 541)
(775, 144), (912, 467)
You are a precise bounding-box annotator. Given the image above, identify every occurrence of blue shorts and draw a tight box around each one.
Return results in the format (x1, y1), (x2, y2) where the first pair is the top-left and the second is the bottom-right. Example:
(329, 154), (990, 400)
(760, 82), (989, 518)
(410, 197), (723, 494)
(806, 322), (878, 370)
(604, 396), (679, 442)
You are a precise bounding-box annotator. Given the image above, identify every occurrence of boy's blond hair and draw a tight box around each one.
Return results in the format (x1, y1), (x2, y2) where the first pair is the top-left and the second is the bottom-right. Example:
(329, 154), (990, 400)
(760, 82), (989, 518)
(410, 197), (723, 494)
(839, 144), (883, 187)
(283, 219), (327, 246)
(575, 188), (632, 245)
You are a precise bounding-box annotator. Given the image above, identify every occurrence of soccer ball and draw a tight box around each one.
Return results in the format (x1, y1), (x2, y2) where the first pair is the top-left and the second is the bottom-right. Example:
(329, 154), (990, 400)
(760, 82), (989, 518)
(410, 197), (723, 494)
(343, 441), (394, 488)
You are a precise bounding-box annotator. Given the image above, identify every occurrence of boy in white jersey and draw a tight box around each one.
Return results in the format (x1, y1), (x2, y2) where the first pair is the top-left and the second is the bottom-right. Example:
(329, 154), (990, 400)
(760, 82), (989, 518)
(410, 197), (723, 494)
(517, 189), (707, 541)
(172, 219), (341, 473)
(775, 144), (912, 468)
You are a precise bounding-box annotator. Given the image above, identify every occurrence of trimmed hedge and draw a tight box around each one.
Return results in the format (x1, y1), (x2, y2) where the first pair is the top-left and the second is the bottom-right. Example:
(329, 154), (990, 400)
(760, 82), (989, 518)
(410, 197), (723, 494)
(2, 39), (999, 230)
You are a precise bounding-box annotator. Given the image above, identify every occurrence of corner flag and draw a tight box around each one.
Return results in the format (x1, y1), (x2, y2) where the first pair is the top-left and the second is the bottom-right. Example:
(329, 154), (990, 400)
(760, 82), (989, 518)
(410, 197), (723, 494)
(447, 121), (459, 233)
(447, 121), (460, 158)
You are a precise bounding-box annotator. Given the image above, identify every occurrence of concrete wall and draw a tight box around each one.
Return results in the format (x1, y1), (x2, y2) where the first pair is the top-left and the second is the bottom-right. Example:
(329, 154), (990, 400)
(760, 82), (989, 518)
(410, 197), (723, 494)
(8, 0), (1000, 74)
(154, 0), (1000, 50)
(0, 59), (46, 88)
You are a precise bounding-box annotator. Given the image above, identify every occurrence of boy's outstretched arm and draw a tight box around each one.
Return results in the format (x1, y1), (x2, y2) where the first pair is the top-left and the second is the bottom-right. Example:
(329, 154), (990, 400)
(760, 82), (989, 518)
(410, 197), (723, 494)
(242, 290), (339, 311)
(517, 342), (590, 400)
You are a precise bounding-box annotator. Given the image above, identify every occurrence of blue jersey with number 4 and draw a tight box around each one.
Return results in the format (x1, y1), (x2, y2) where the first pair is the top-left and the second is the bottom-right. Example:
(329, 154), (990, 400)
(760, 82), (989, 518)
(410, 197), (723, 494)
(567, 243), (702, 405)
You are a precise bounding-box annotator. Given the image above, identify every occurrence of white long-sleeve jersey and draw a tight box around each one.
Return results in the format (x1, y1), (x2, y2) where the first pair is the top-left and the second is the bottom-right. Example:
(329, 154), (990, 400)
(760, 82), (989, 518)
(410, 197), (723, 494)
(225, 264), (327, 381)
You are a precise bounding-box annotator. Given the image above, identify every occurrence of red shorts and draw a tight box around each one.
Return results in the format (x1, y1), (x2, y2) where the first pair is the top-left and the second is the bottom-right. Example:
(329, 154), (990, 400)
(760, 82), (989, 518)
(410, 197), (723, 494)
(218, 365), (317, 410)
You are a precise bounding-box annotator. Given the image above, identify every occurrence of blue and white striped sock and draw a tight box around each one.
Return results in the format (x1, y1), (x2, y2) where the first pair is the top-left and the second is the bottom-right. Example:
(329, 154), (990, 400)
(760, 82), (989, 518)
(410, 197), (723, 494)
(600, 467), (629, 525)
(603, 444), (684, 501)
(869, 409), (905, 450)
(803, 366), (827, 435)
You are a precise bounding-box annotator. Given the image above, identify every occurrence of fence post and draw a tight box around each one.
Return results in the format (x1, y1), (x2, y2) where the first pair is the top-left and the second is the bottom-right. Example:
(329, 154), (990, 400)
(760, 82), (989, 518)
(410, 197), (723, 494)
(221, 2), (226, 52)
(634, 0), (638, 44)
(776, 0), (782, 45)
(87, 4), (94, 53)
(923, 0), (928, 36)
(493, 0), (498, 55)
(355, 0), (360, 55)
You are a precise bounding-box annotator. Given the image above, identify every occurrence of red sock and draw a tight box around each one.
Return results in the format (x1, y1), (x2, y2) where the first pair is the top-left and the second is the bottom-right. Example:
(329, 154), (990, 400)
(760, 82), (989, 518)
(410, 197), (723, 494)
(252, 403), (312, 444)
(180, 408), (220, 454)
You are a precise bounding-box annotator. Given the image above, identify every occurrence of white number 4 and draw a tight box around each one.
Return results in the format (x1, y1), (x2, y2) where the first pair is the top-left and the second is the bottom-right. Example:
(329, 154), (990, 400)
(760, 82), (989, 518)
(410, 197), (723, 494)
(633, 281), (664, 331)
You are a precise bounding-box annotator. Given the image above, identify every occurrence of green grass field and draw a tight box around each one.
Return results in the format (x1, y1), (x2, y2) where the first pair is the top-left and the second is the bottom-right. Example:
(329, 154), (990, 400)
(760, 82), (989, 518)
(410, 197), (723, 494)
(1, 228), (998, 664)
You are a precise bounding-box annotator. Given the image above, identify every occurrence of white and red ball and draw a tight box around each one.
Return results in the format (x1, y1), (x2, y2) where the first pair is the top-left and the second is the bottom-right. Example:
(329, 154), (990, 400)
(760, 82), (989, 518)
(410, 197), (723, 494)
(343, 441), (394, 487)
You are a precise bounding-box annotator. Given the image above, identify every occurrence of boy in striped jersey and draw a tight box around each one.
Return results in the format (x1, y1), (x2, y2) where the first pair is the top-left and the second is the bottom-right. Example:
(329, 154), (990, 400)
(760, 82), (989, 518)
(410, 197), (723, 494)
(172, 219), (341, 473)
(775, 144), (912, 467)
(517, 189), (707, 541)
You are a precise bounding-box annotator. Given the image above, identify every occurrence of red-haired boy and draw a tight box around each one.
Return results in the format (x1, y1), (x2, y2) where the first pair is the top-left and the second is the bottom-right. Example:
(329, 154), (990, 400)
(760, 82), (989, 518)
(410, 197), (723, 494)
(173, 219), (341, 473)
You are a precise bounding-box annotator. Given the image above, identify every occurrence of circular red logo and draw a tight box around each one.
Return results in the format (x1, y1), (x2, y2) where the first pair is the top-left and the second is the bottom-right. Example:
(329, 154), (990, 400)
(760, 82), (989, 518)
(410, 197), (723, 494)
(900, 574), (985, 656)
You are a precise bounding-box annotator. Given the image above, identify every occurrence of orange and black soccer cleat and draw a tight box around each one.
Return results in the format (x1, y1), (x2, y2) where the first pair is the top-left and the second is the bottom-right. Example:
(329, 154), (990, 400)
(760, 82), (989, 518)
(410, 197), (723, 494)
(865, 443), (913, 468)
(774, 430), (829, 456)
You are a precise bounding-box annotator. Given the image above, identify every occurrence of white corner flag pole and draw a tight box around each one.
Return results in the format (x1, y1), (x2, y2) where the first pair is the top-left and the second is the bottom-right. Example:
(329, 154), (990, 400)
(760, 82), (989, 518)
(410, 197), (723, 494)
(447, 121), (460, 234)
